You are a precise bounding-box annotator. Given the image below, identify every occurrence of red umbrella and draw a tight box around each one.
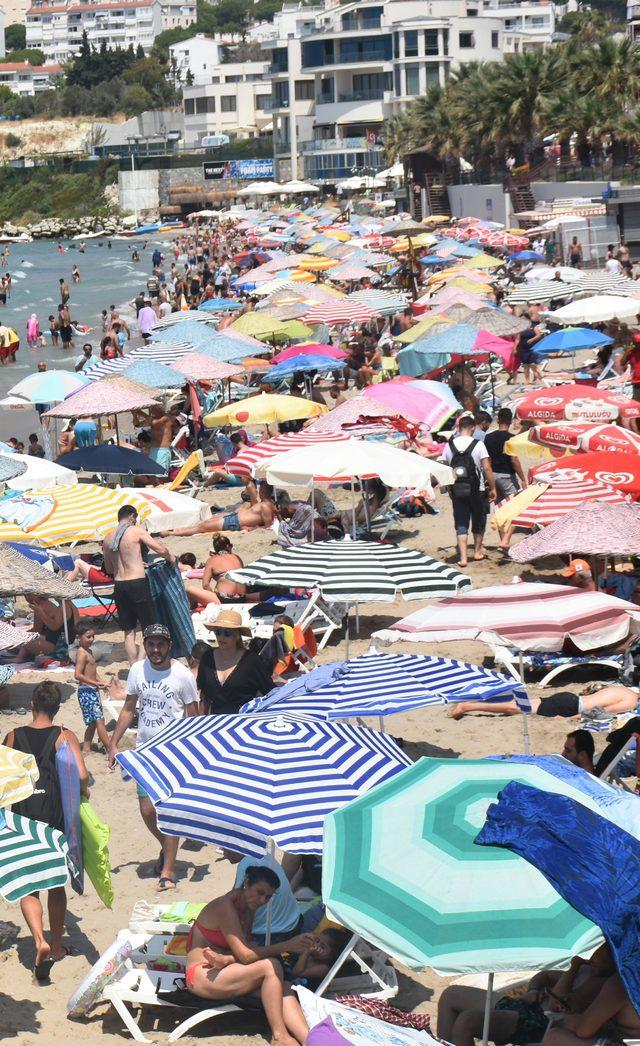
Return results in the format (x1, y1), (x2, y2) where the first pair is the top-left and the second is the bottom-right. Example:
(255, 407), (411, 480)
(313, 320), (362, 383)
(302, 301), (377, 326)
(514, 384), (640, 423)
(531, 422), (640, 456)
(270, 343), (348, 364)
(226, 432), (352, 480)
(500, 476), (627, 528)
(531, 452), (640, 498)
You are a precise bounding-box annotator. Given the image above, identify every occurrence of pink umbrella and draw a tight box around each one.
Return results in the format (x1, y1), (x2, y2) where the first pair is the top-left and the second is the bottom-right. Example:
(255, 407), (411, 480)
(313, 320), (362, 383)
(362, 379), (457, 429)
(510, 501), (640, 561)
(44, 376), (159, 418)
(326, 264), (378, 282)
(306, 394), (400, 433)
(427, 289), (489, 311)
(271, 343), (348, 364)
(173, 353), (244, 381)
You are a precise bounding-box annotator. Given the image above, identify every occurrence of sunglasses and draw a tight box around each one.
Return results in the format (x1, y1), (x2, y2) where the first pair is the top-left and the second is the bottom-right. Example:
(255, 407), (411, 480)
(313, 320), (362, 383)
(213, 628), (235, 637)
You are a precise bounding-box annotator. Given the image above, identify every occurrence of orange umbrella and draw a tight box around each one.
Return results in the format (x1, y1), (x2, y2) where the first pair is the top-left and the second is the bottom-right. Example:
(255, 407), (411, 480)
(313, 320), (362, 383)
(297, 257), (340, 272)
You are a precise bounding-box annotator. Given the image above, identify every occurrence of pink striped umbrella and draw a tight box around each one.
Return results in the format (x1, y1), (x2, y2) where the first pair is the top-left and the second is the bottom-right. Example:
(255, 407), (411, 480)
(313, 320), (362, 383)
(510, 501), (640, 561)
(499, 477), (627, 529)
(302, 301), (378, 326)
(372, 582), (640, 652)
(306, 394), (399, 433)
(271, 343), (348, 364)
(226, 431), (353, 480)
(326, 264), (378, 282)
(174, 353), (244, 381)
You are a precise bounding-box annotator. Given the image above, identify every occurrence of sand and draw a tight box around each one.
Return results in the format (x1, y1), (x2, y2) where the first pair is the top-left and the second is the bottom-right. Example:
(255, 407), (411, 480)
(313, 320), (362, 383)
(0, 480), (593, 1045)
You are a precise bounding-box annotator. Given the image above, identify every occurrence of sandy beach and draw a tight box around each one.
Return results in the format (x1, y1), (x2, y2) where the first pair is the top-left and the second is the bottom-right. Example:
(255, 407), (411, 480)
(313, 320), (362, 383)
(0, 481), (582, 1046)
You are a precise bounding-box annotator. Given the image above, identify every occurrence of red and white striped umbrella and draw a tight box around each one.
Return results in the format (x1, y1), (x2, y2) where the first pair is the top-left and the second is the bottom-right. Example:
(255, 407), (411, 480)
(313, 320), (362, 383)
(372, 582), (640, 652)
(226, 432), (353, 480)
(499, 477), (627, 528)
(531, 452), (640, 497)
(531, 422), (640, 456)
(513, 385), (640, 423)
(302, 301), (378, 326)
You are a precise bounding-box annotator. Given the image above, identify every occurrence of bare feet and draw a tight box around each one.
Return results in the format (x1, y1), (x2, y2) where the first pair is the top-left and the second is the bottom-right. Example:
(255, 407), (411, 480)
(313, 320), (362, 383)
(271, 1035), (299, 1046)
(473, 553), (486, 561)
(448, 705), (467, 720)
(34, 940), (53, 982)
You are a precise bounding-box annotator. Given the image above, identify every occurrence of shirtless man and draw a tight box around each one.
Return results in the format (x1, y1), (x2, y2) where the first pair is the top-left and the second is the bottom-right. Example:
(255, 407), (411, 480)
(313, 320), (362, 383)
(103, 504), (175, 663)
(133, 405), (175, 473)
(169, 482), (279, 538)
(184, 535), (246, 606)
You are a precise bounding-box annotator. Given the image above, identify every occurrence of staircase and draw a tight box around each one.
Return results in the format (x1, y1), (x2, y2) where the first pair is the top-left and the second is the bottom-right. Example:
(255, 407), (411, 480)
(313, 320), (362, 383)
(425, 173), (452, 218)
(504, 166), (536, 214)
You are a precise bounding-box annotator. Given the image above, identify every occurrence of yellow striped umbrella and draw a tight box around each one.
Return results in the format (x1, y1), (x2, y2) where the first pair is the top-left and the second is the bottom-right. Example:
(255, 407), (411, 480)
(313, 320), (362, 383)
(297, 257), (340, 272)
(0, 485), (152, 547)
(0, 745), (38, 808)
(396, 316), (453, 344)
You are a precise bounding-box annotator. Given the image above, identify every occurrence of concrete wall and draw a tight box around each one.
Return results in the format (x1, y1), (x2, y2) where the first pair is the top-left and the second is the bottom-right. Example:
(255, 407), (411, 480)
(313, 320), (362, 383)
(118, 169), (160, 214)
(96, 109), (184, 149)
(447, 179), (609, 223)
(531, 180), (608, 202)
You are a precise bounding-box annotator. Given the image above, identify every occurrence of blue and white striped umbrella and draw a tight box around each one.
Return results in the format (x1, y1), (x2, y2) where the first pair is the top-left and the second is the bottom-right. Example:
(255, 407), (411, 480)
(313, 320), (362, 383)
(83, 342), (194, 381)
(242, 652), (527, 719)
(117, 711), (410, 856)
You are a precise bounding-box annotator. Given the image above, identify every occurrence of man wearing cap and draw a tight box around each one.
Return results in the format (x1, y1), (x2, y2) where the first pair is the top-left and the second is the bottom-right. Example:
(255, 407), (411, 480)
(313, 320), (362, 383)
(108, 623), (198, 891)
(561, 559), (596, 592)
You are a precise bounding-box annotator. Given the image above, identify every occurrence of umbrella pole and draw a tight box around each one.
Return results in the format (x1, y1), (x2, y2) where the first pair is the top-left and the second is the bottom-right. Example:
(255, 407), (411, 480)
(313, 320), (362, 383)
(350, 478), (356, 539)
(344, 606), (350, 659)
(62, 599), (70, 648)
(519, 651), (531, 755)
(115, 414), (120, 445)
(490, 354), (496, 413)
(265, 837), (275, 946)
(482, 972), (494, 1046)
(310, 484), (315, 544)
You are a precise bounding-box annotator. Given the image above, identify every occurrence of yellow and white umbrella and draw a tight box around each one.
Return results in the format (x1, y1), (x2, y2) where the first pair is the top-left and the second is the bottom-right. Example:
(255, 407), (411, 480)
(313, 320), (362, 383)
(0, 484), (152, 547)
(0, 744), (38, 808)
(205, 393), (327, 428)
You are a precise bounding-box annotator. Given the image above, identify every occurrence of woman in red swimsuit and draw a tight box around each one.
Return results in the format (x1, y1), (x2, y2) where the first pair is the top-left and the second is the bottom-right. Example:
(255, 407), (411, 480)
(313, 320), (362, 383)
(185, 865), (314, 1045)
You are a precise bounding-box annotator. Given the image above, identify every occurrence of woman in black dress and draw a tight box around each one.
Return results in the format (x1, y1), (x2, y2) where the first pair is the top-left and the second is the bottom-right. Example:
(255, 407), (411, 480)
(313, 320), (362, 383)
(197, 610), (274, 715)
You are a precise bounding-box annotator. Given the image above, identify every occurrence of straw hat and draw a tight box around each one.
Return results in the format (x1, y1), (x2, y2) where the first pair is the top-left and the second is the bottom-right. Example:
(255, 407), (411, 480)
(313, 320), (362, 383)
(204, 609), (251, 637)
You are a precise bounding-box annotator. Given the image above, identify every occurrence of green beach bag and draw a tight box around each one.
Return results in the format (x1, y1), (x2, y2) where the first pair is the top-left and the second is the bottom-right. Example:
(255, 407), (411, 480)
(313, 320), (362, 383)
(79, 798), (114, 909)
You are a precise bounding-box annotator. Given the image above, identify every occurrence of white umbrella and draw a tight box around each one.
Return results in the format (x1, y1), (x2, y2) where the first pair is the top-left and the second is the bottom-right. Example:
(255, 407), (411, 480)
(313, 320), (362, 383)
(377, 162), (404, 179)
(524, 266), (584, 284)
(237, 181), (285, 197)
(545, 295), (640, 325)
(134, 488), (211, 532)
(279, 180), (320, 194)
(1, 453), (77, 491)
(338, 175), (387, 190)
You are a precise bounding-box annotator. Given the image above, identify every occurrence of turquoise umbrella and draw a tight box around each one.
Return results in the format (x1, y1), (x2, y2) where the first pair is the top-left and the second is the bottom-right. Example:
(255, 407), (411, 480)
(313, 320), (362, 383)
(323, 758), (602, 975)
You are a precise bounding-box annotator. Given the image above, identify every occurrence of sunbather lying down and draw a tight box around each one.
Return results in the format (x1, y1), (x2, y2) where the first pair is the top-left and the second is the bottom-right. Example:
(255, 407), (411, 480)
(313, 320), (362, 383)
(449, 685), (639, 720)
(168, 482), (278, 538)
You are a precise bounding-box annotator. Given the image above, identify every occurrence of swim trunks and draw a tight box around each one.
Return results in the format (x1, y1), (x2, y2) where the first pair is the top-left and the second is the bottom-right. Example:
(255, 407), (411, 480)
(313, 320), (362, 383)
(494, 998), (547, 1045)
(113, 576), (155, 633)
(77, 685), (104, 725)
(222, 511), (242, 531)
(537, 691), (582, 717)
(149, 446), (172, 471)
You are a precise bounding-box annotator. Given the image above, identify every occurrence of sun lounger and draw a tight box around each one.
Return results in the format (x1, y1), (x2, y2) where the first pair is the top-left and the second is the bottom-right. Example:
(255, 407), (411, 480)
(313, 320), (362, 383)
(490, 643), (623, 687)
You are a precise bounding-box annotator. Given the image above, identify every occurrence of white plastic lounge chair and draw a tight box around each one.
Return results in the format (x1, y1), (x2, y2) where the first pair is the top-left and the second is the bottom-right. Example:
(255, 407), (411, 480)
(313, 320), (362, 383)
(489, 642), (623, 687)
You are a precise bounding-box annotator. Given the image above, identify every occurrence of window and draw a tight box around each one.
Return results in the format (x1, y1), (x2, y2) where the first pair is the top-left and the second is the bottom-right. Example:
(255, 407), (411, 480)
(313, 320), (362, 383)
(405, 63), (420, 95)
(394, 65), (401, 96)
(425, 64), (439, 88)
(195, 95), (215, 113)
(442, 28), (449, 55)
(295, 79), (314, 100)
(221, 95), (236, 112)
(224, 74), (241, 82)
(467, 7), (478, 14)
(405, 29), (418, 57)
(459, 31), (474, 48)
(491, 31), (499, 47)
(393, 31), (400, 59)
(255, 94), (271, 110)
(425, 29), (438, 55)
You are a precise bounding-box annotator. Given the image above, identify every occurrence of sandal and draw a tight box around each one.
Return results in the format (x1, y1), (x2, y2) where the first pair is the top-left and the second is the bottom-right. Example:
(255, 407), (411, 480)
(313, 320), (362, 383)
(34, 958), (54, 982)
(157, 876), (176, 892)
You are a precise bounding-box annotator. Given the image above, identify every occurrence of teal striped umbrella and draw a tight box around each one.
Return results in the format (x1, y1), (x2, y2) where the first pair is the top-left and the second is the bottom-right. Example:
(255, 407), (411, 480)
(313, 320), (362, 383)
(0, 809), (69, 902)
(323, 758), (602, 974)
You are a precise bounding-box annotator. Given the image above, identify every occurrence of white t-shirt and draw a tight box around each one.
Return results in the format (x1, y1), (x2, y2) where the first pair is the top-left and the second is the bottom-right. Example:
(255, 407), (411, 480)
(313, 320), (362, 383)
(158, 301), (173, 318)
(605, 257), (622, 275)
(441, 435), (489, 491)
(126, 658), (198, 747)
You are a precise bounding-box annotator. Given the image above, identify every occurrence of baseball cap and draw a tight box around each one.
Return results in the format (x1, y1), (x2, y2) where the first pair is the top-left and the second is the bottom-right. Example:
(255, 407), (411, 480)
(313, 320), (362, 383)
(143, 623), (171, 641)
(561, 558), (591, 577)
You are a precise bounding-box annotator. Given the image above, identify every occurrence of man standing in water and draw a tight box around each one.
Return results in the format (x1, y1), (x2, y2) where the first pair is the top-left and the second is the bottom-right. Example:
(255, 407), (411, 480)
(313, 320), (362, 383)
(102, 504), (175, 663)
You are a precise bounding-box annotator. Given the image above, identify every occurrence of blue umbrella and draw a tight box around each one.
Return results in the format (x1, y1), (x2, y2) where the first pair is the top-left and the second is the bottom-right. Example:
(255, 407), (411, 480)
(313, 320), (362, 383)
(120, 359), (186, 389)
(420, 255), (455, 267)
(509, 250), (545, 262)
(195, 337), (255, 362)
(534, 327), (613, 356)
(242, 652), (528, 719)
(264, 354), (347, 382)
(197, 299), (244, 313)
(117, 710), (410, 856)
(151, 321), (219, 346)
(55, 444), (167, 476)
(5, 541), (74, 571)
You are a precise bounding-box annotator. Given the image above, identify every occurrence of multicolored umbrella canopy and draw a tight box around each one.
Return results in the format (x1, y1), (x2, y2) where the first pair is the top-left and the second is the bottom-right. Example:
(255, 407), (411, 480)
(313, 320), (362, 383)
(0, 809), (69, 902)
(229, 540), (471, 603)
(362, 379), (461, 430)
(302, 300), (377, 326)
(373, 581), (640, 652)
(0, 744), (38, 807)
(0, 484), (152, 546)
(323, 758), (602, 972)
(117, 711), (410, 856)
(271, 342), (347, 364)
(510, 501), (640, 561)
(242, 652), (527, 718)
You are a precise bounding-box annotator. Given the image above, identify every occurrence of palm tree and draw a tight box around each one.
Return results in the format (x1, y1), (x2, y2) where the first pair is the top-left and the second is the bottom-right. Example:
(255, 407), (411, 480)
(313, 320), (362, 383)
(484, 50), (559, 164)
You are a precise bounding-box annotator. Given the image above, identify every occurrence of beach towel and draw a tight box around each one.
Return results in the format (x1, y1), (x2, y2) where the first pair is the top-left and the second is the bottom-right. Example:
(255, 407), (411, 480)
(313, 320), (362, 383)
(147, 560), (196, 659)
(475, 782), (640, 1014)
(56, 741), (83, 894)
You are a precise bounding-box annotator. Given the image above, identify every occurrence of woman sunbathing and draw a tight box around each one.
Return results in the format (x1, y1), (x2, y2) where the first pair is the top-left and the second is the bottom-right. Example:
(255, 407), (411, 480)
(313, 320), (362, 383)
(185, 865), (315, 1045)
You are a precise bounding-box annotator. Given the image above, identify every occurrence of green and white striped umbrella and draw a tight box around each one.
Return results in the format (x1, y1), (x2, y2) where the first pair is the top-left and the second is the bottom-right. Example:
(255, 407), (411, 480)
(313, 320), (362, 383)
(323, 758), (602, 973)
(0, 810), (69, 902)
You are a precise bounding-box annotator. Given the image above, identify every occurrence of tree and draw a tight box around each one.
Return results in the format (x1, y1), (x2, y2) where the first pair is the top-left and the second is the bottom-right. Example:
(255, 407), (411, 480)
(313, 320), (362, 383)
(5, 23), (26, 50)
(151, 25), (192, 60)
(121, 83), (152, 115)
(8, 48), (46, 65)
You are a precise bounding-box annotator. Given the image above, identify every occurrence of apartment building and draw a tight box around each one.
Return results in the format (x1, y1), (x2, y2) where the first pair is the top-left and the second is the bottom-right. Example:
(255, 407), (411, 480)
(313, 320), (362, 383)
(25, 0), (162, 63)
(629, 0), (640, 41)
(483, 0), (566, 52)
(159, 0), (194, 30)
(0, 59), (61, 93)
(182, 58), (272, 145)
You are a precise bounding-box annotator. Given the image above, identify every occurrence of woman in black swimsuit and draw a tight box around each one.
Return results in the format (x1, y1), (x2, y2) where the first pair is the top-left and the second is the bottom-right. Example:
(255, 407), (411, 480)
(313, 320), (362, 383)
(11, 596), (78, 662)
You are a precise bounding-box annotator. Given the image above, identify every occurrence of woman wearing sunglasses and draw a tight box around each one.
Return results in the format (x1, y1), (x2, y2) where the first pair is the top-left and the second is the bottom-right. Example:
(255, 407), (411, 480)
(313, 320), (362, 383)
(198, 610), (274, 714)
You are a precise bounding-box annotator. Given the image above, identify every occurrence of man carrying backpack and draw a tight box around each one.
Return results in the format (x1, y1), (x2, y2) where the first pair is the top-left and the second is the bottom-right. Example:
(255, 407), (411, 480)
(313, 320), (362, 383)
(440, 414), (497, 567)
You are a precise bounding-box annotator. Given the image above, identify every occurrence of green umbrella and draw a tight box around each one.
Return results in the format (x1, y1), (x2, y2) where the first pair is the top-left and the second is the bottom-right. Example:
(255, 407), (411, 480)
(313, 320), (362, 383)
(323, 757), (601, 974)
(0, 809), (69, 902)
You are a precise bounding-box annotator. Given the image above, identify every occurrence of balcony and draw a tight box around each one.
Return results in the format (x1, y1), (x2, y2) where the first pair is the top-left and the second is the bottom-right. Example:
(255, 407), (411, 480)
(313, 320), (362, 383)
(305, 136), (383, 151)
(337, 89), (385, 102)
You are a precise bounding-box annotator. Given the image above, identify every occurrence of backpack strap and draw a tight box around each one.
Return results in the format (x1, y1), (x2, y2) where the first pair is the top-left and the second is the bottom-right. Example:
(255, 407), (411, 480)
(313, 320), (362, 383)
(40, 727), (62, 763)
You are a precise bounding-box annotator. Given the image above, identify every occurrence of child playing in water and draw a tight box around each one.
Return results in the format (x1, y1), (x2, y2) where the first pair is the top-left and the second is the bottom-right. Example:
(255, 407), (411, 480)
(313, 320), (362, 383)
(74, 620), (111, 754)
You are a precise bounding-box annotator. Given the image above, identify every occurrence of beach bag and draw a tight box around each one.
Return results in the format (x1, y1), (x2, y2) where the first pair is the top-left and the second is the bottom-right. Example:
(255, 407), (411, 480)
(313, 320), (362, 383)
(79, 798), (113, 908)
(449, 438), (480, 499)
(620, 636), (640, 688)
(56, 740), (83, 894)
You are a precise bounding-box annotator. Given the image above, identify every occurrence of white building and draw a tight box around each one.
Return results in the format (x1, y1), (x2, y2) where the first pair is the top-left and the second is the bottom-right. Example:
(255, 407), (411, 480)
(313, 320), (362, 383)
(482, 0), (562, 52)
(26, 0), (162, 63)
(159, 0), (194, 30)
(629, 0), (640, 40)
(297, 0), (503, 184)
(0, 59), (61, 93)
(182, 58), (272, 145)
(169, 33), (244, 86)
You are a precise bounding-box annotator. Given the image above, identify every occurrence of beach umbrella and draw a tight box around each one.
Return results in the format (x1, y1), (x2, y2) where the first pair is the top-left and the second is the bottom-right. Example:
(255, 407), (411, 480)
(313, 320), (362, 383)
(531, 451), (640, 498)
(513, 385), (640, 423)
(133, 488), (210, 533)
(546, 295), (640, 325)
(495, 476), (627, 529)
(263, 354), (346, 382)
(44, 377), (159, 420)
(349, 289), (409, 315)
(305, 393), (401, 433)
(0, 453), (77, 492)
(229, 540), (471, 603)
(55, 444), (167, 477)
(0, 619), (37, 651)
(510, 501), (640, 561)
(505, 281), (574, 305)
(396, 316), (453, 345)
(325, 264), (377, 283)
(0, 745), (38, 808)
(533, 327), (613, 356)
(270, 342), (347, 364)
(531, 422), (640, 456)
(302, 301), (377, 326)
(373, 581), (640, 651)
(149, 320), (220, 346)
(0, 542), (84, 600)
(0, 484), (152, 546)
(243, 652), (527, 719)
(8, 370), (89, 404)
(82, 343), (198, 381)
(197, 298), (244, 312)
(194, 336), (261, 362)
(279, 319), (314, 341)
(229, 313), (292, 341)
(116, 711), (410, 856)
(456, 307), (530, 335)
(509, 250), (545, 262)
(120, 359), (186, 390)
(0, 457), (27, 484)
(226, 432), (353, 481)
(173, 353), (244, 382)
(322, 757), (601, 973)
(257, 438), (454, 490)
(0, 810), (69, 903)
(572, 273), (634, 294)
(204, 393), (326, 427)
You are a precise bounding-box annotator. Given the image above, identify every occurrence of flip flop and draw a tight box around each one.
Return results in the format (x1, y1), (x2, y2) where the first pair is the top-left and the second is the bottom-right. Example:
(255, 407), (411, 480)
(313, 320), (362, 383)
(52, 945), (73, 963)
(157, 876), (176, 892)
(34, 957), (54, 982)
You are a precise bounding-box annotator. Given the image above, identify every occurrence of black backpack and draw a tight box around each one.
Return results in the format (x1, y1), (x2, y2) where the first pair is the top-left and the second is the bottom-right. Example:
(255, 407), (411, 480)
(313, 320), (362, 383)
(11, 726), (64, 833)
(449, 437), (481, 499)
